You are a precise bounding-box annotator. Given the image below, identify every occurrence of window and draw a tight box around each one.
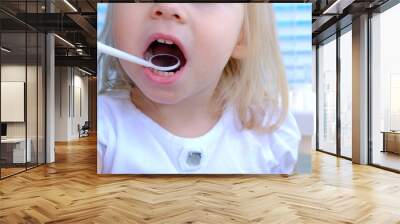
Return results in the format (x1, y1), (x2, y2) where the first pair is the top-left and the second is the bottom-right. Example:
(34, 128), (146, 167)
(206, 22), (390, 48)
(0, 1), (46, 179)
(370, 3), (400, 171)
(340, 29), (352, 158)
(317, 37), (337, 155)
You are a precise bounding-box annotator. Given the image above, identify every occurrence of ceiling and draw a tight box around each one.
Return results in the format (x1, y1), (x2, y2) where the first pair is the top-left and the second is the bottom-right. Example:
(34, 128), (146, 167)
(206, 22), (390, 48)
(0, 0), (97, 74)
(311, 0), (390, 43)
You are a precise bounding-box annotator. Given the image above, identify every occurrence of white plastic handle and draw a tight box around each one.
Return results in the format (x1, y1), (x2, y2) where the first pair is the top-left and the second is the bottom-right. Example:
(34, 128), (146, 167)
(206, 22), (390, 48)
(97, 42), (180, 71)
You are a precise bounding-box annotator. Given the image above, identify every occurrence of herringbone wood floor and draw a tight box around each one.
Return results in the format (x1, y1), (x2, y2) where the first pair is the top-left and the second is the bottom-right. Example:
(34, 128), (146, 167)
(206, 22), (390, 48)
(0, 135), (400, 224)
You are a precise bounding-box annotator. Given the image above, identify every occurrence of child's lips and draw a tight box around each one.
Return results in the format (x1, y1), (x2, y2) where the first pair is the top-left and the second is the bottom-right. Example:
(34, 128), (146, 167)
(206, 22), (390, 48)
(141, 32), (188, 85)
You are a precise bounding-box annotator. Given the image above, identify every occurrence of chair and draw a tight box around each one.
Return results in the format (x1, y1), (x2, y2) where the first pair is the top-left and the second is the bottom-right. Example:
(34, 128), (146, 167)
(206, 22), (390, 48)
(78, 121), (90, 138)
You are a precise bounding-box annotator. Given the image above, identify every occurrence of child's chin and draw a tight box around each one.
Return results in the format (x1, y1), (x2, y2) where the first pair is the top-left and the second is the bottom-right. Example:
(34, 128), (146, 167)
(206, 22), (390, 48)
(145, 92), (183, 105)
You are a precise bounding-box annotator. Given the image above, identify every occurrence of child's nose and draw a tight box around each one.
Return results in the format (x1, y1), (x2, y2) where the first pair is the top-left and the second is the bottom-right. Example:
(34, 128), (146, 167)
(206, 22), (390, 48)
(150, 3), (186, 24)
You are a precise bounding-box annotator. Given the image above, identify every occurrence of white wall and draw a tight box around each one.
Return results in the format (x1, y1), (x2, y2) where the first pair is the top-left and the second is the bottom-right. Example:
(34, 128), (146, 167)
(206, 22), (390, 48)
(1, 65), (39, 137)
(72, 73), (89, 138)
(1, 64), (46, 164)
(1, 65), (26, 139)
(54, 67), (89, 141)
(55, 67), (69, 141)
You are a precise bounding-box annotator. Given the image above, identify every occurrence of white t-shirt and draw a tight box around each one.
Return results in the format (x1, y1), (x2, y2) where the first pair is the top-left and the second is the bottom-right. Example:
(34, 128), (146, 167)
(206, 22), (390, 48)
(97, 90), (301, 174)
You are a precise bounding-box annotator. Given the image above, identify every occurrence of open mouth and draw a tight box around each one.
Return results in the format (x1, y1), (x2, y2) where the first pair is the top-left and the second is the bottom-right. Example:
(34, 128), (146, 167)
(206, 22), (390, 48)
(144, 38), (187, 76)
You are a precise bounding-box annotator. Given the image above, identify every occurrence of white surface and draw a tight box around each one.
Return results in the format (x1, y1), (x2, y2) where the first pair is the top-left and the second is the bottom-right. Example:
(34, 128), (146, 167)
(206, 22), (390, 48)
(292, 111), (314, 173)
(97, 91), (301, 174)
(1, 138), (25, 143)
(46, 32), (56, 163)
(292, 110), (315, 136)
(1, 137), (31, 163)
(54, 67), (89, 141)
(1, 82), (25, 122)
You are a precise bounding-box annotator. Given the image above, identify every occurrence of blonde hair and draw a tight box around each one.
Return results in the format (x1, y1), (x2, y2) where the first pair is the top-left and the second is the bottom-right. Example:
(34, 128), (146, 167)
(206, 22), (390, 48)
(98, 3), (288, 133)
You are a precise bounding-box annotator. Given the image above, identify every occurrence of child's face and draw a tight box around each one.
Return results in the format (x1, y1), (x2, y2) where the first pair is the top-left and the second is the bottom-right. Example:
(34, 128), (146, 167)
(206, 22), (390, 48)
(113, 3), (245, 105)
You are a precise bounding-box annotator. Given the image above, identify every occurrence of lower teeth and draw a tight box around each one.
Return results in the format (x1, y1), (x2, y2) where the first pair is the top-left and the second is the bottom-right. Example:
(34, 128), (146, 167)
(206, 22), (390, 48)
(152, 69), (175, 77)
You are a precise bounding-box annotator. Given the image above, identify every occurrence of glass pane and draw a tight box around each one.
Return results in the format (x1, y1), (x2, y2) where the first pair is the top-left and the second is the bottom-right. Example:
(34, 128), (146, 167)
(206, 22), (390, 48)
(26, 0), (39, 170)
(318, 37), (337, 154)
(371, 4), (400, 171)
(27, 31), (38, 169)
(1, 30), (27, 177)
(38, 32), (45, 165)
(0, 1), (46, 178)
(340, 30), (352, 158)
(37, 0), (49, 164)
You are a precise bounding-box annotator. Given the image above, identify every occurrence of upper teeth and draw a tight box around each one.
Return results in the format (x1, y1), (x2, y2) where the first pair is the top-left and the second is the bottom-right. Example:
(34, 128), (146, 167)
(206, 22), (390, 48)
(156, 39), (174, 45)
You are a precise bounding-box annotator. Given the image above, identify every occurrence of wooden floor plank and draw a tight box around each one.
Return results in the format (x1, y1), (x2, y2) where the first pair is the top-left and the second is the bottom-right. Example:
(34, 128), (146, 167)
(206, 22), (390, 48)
(0, 135), (400, 223)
